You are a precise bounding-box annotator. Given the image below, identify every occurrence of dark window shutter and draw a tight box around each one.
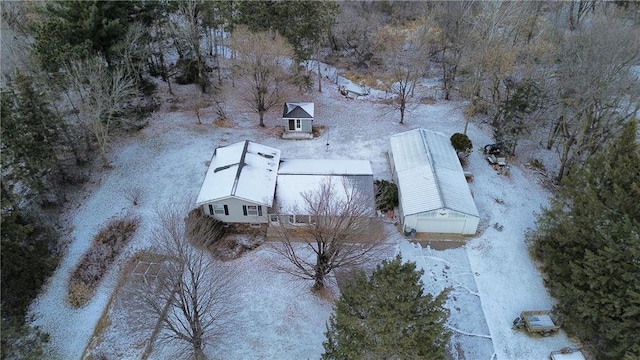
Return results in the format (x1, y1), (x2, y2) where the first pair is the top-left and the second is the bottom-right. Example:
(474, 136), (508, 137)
(258, 206), (263, 216)
(208, 204), (214, 215)
(242, 205), (247, 216)
(289, 119), (295, 130)
(224, 205), (229, 215)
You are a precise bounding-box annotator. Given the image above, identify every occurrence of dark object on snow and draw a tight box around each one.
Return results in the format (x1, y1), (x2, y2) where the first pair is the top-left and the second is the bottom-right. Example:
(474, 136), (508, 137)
(484, 143), (502, 155)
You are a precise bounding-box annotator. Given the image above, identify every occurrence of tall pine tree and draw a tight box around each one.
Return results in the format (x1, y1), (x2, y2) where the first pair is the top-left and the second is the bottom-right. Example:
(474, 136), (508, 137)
(323, 256), (450, 360)
(1, 71), (63, 198)
(530, 120), (640, 359)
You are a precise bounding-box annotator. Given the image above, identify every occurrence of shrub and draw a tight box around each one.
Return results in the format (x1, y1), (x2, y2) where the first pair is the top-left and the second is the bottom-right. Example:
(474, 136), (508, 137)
(450, 133), (473, 152)
(374, 180), (399, 212)
(529, 158), (546, 172)
(186, 208), (226, 248)
(175, 58), (199, 85)
(67, 215), (139, 308)
(123, 186), (143, 206)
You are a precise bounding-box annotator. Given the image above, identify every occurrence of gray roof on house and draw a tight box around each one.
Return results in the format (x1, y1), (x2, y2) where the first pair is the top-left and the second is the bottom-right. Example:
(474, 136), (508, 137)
(389, 129), (479, 218)
(283, 102), (314, 118)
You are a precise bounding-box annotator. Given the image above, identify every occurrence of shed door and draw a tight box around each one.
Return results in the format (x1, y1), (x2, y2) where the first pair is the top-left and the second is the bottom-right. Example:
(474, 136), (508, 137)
(415, 218), (465, 234)
(288, 119), (302, 131)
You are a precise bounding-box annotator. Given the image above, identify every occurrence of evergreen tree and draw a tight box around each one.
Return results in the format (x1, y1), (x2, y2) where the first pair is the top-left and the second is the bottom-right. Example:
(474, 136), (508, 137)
(323, 256), (450, 360)
(1, 71), (63, 198)
(530, 120), (640, 359)
(235, 1), (338, 62)
(32, 1), (149, 72)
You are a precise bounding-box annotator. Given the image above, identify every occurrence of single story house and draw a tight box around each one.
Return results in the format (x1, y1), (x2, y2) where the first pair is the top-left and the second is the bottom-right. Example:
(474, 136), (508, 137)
(196, 140), (281, 230)
(197, 141), (375, 233)
(282, 102), (314, 140)
(272, 159), (375, 226)
(389, 129), (480, 235)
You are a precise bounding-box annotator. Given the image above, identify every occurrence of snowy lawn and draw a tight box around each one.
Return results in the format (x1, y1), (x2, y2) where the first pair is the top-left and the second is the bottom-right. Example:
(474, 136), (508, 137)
(30, 73), (580, 359)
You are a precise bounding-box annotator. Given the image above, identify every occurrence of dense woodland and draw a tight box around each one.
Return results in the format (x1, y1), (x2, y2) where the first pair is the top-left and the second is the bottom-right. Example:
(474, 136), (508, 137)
(1, 1), (639, 359)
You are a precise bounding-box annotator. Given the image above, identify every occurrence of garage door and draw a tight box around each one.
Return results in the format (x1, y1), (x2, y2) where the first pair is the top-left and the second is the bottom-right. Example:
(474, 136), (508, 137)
(415, 218), (465, 234)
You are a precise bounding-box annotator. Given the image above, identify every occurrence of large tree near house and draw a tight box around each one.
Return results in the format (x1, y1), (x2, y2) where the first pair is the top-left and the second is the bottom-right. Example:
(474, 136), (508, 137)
(322, 256), (450, 360)
(231, 26), (294, 127)
(132, 204), (238, 359)
(272, 178), (384, 291)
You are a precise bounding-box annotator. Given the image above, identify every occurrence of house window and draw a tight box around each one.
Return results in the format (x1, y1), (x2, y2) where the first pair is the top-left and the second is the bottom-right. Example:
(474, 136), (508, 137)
(288, 119), (295, 131)
(243, 205), (262, 216)
(288, 215), (295, 224)
(250, 223), (261, 228)
(212, 204), (227, 215)
(296, 119), (301, 130)
(270, 214), (279, 223)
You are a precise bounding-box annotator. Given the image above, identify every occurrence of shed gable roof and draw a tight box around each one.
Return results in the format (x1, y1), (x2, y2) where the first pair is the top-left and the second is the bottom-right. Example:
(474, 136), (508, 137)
(196, 141), (281, 206)
(390, 129), (479, 218)
(283, 102), (314, 118)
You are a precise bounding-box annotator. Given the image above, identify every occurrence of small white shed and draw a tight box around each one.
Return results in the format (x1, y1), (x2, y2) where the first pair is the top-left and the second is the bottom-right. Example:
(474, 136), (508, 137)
(282, 102), (314, 139)
(389, 129), (479, 235)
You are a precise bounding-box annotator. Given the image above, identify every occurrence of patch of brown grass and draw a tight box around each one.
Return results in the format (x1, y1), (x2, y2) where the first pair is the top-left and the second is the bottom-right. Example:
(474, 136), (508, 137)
(213, 118), (234, 128)
(68, 215), (140, 308)
(343, 70), (382, 89)
(420, 96), (437, 105)
(312, 125), (326, 138)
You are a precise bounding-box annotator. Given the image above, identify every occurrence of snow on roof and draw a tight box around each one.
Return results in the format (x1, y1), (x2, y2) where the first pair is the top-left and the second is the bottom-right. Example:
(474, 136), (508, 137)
(390, 129), (479, 217)
(283, 102), (314, 118)
(278, 159), (372, 176)
(196, 141), (281, 206)
(275, 174), (375, 215)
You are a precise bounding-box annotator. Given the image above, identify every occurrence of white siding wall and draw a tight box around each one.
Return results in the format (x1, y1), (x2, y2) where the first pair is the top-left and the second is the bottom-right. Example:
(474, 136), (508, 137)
(404, 210), (479, 235)
(201, 197), (268, 224)
(284, 118), (313, 133)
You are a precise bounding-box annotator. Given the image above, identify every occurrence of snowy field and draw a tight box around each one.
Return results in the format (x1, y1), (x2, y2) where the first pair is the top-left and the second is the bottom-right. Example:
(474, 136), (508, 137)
(29, 70), (581, 359)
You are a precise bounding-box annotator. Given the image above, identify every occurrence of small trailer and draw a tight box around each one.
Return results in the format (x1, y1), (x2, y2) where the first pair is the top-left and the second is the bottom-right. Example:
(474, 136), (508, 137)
(512, 310), (560, 336)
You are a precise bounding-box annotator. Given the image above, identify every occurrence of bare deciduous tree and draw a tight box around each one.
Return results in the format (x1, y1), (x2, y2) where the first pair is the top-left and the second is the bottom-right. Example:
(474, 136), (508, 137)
(135, 204), (238, 360)
(271, 178), (384, 291)
(433, 1), (475, 101)
(65, 58), (138, 166)
(547, 17), (640, 181)
(376, 20), (435, 124)
(231, 26), (295, 127)
(330, 2), (384, 68)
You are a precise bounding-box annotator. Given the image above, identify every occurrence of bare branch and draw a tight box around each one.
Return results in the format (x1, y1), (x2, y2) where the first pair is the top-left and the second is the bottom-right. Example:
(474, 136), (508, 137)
(231, 26), (295, 127)
(271, 177), (384, 291)
(131, 203), (239, 359)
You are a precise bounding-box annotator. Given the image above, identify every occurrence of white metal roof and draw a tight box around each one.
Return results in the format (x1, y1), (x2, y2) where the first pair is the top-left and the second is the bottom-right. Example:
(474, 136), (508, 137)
(196, 141), (281, 206)
(389, 129), (479, 218)
(275, 174), (375, 215)
(278, 159), (372, 176)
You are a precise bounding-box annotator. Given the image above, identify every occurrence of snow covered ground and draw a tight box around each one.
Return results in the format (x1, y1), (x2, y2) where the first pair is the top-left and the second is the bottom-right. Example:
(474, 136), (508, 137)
(29, 70), (580, 359)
